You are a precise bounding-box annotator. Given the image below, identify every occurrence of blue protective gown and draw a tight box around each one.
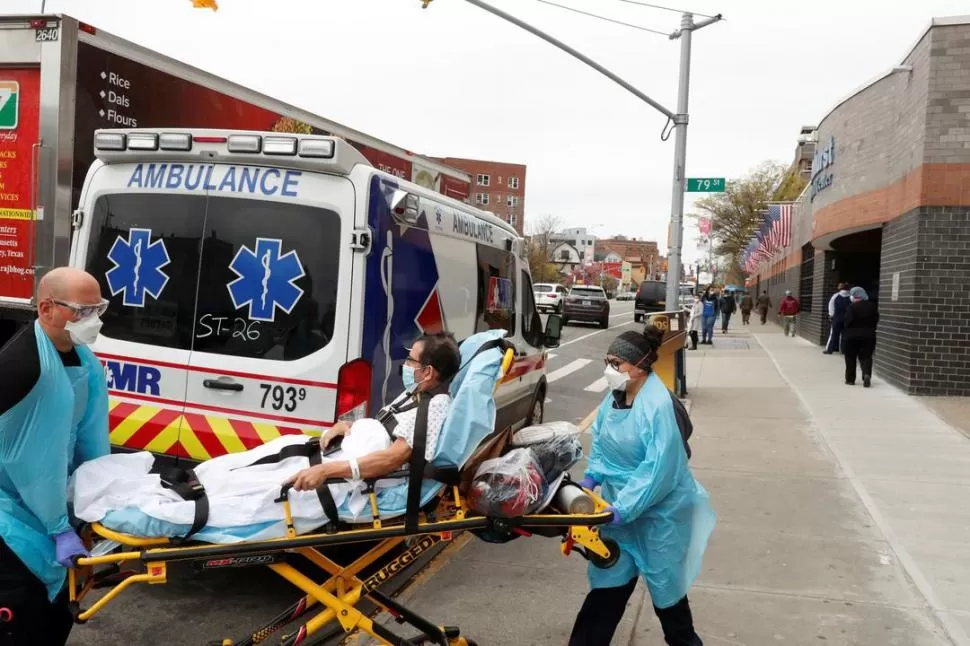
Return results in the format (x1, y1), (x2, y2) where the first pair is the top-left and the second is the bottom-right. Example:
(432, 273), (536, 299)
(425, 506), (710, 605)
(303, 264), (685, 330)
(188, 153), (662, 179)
(0, 321), (110, 601)
(584, 371), (715, 609)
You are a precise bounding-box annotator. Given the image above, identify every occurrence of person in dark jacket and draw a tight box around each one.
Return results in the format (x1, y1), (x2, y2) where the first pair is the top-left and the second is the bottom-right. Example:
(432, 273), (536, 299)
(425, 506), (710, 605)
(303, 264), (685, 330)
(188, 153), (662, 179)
(719, 290), (736, 333)
(825, 283), (851, 354)
(755, 291), (771, 325)
(739, 293), (754, 325)
(843, 286), (879, 387)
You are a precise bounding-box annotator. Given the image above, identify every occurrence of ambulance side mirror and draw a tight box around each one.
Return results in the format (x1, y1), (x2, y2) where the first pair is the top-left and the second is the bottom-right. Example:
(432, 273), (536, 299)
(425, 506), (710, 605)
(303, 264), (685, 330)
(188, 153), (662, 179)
(544, 314), (563, 349)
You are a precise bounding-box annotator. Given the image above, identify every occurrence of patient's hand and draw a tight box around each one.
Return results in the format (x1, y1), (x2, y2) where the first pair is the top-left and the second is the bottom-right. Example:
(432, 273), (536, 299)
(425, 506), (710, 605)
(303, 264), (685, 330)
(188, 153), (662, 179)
(321, 421), (351, 448)
(287, 464), (331, 492)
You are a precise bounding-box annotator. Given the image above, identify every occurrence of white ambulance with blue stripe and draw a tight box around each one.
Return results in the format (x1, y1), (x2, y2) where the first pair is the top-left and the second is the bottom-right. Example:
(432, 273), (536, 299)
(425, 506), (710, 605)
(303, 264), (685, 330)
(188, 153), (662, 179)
(69, 129), (560, 463)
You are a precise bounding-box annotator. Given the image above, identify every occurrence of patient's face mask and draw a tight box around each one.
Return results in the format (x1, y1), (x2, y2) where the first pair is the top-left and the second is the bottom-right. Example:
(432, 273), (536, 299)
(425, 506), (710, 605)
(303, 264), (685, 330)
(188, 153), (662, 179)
(64, 314), (103, 346)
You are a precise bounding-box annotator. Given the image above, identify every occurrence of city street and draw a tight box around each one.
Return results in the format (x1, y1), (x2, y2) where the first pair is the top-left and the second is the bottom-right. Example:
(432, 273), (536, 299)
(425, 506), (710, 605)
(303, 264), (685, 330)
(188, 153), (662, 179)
(66, 302), (640, 646)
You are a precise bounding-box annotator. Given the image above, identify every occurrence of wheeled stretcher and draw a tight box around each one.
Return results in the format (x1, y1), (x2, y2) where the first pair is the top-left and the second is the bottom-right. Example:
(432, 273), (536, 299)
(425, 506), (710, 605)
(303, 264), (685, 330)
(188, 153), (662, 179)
(68, 333), (620, 645)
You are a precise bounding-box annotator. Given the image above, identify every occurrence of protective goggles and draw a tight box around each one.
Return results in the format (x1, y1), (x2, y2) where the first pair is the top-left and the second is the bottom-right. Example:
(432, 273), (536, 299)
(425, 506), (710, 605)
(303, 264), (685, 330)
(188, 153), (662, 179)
(51, 297), (109, 320)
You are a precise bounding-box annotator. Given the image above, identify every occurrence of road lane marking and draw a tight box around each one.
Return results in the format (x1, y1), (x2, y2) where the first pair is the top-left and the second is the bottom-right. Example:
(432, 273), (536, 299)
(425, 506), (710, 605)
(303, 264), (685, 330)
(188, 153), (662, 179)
(547, 359), (591, 383)
(547, 352), (558, 360)
(579, 406), (599, 431)
(584, 377), (608, 393)
(558, 320), (635, 348)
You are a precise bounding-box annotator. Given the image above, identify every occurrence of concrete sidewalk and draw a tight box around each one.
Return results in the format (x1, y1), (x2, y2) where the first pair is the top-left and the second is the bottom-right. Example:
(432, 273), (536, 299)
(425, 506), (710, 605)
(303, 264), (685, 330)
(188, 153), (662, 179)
(355, 323), (969, 645)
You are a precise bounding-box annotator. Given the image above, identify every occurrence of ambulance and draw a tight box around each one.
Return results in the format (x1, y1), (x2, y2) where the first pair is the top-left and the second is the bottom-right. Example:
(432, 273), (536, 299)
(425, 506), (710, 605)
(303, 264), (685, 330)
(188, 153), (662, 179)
(69, 129), (560, 464)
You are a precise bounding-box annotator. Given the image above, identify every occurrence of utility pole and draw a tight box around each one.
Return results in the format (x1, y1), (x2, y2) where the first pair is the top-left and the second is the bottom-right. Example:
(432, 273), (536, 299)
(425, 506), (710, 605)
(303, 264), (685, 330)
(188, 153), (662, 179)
(666, 12), (721, 309)
(436, 0), (720, 311)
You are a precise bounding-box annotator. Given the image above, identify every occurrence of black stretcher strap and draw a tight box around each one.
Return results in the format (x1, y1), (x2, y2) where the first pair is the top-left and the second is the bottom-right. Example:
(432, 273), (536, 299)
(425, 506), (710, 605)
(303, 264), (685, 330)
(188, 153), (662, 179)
(405, 397), (431, 533)
(159, 467), (208, 541)
(235, 437), (321, 469)
(307, 441), (340, 528)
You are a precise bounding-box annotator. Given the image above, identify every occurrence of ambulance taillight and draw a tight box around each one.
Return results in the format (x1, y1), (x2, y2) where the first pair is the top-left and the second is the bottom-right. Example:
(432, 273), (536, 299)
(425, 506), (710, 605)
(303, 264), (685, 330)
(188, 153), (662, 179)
(335, 359), (371, 423)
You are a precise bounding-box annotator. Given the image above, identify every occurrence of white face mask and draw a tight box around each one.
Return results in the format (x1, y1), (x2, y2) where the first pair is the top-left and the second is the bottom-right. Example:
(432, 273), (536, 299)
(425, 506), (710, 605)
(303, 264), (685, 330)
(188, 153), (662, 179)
(603, 365), (630, 392)
(64, 315), (103, 345)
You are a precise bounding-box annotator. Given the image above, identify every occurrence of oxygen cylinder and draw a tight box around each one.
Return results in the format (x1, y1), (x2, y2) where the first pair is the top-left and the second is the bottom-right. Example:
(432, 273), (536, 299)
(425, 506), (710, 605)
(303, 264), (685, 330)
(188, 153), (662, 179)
(553, 483), (595, 515)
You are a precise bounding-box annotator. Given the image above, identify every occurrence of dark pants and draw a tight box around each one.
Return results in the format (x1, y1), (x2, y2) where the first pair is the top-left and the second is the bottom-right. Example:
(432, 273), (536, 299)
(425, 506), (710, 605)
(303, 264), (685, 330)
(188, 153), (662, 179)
(0, 540), (73, 646)
(689, 330), (698, 350)
(569, 578), (702, 646)
(741, 310), (751, 324)
(758, 308), (768, 324)
(843, 336), (875, 384)
(825, 320), (844, 353)
(720, 311), (732, 333)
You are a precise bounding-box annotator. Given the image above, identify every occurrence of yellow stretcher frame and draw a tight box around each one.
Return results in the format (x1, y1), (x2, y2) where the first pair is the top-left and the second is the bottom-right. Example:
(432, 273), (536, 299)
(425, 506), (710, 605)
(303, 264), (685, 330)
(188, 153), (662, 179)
(68, 347), (619, 645)
(70, 485), (615, 645)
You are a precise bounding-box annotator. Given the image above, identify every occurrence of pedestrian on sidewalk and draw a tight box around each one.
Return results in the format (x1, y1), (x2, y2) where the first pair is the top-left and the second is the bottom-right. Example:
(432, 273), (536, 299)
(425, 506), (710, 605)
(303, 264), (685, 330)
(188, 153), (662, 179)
(843, 286), (879, 387)
(824, 283), (851, 354)
(718, 290), (736, 334)
(570, 326), (715, 646)
(756, 290), (772, 325)
(687, 294), (703, 350)
(700, 288), (718, 344)
(778, 290), (800, 337)
(739, 292), (753, 325)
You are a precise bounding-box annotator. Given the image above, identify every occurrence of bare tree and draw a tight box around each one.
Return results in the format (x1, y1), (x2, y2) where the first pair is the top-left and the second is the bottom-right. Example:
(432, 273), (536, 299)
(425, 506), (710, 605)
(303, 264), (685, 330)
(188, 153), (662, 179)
(525, 214), (562, 283)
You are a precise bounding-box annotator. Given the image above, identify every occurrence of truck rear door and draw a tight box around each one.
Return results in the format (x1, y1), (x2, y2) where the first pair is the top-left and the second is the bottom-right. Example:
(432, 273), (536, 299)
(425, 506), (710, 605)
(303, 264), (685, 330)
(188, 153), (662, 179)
(0, 36), (42, 311)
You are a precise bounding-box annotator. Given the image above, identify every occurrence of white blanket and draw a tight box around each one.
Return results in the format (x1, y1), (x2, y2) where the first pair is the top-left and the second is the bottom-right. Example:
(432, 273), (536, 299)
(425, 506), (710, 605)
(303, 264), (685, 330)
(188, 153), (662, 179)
(71, 419), (405, 535)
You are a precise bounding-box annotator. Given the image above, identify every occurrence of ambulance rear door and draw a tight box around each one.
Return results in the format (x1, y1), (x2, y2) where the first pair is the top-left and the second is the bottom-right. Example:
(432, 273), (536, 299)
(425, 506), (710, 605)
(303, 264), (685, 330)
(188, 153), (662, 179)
(181, 166), (354, 460)
(71, 161), (198, 459)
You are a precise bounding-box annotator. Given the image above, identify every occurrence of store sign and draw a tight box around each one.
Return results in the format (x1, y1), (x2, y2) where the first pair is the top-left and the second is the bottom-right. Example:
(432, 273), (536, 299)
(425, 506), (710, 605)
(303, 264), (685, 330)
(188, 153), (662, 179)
(810, 135), (836, 202)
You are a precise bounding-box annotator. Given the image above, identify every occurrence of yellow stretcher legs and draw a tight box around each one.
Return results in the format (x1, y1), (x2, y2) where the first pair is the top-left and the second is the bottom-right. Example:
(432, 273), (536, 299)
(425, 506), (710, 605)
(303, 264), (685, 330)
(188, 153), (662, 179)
(68, 472), (615, 644)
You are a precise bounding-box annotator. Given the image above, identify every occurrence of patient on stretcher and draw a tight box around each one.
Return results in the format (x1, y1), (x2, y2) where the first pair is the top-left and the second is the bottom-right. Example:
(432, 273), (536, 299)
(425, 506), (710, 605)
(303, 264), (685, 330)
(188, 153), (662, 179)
(71, 334), (463, 544)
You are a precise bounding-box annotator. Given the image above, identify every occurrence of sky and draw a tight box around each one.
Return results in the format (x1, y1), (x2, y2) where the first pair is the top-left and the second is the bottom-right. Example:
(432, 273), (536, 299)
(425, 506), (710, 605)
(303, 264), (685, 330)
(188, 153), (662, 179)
(5, 0), (970, 263)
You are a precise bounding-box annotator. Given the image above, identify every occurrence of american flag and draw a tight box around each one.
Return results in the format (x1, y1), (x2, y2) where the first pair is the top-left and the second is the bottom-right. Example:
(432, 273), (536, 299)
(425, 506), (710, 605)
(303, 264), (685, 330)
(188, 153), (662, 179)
(767, 203), (793, 251)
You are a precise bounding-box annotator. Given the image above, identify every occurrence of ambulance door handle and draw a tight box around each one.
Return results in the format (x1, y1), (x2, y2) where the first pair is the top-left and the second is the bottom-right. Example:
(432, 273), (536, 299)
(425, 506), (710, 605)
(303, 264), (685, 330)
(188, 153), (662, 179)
(203, 379), (244, 392)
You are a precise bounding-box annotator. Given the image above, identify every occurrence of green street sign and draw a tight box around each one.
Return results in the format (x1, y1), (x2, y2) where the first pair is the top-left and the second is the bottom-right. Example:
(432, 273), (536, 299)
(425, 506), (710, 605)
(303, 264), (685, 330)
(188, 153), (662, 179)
(686, 177), (725, 193)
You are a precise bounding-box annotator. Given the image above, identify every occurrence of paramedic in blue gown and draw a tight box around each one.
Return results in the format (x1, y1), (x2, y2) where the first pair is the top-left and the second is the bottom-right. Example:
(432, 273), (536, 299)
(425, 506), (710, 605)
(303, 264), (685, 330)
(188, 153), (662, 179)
(0, 267), (111, 646)
(570, 326), (715, 646)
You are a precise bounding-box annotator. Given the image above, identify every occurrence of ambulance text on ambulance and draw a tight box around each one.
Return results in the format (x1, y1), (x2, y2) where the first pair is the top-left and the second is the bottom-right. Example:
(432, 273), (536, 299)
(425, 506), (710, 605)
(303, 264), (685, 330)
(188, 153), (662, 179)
(453, 212), (494, 243)
(127, 163), (302, 197)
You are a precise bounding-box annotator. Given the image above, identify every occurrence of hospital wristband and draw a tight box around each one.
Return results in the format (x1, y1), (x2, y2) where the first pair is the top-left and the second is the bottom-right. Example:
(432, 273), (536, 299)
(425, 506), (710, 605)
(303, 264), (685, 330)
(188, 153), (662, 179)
(349, 458), (361, 481)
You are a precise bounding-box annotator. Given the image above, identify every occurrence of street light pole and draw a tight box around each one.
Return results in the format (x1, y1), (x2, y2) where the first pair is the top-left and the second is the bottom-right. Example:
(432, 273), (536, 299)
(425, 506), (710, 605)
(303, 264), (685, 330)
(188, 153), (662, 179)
(665, 12), (721, 309)
(442, 0), (720, 309)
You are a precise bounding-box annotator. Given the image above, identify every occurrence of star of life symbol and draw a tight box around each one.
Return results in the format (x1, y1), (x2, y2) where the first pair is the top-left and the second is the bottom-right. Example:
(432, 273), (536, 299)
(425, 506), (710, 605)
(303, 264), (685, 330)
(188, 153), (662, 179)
(227, 238), (305, 322)
(105, 228), (171, 308)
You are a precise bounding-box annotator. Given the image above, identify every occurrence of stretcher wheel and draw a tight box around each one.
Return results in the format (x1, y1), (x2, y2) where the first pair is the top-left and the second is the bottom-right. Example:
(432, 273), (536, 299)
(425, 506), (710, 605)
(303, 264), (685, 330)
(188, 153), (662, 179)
(587, 537), (621, 569)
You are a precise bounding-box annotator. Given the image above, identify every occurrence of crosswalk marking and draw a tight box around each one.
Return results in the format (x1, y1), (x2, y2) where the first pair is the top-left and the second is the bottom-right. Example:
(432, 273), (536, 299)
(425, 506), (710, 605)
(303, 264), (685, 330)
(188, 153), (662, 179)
(546, 352), (557, 360)
(547, 359), (591, 383)
(584, 377), (608, 393)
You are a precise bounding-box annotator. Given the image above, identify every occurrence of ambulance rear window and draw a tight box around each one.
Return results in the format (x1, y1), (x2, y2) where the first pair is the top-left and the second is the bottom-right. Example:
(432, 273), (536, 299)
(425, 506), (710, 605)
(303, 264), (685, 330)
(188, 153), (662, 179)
(86, 193), (340, 360)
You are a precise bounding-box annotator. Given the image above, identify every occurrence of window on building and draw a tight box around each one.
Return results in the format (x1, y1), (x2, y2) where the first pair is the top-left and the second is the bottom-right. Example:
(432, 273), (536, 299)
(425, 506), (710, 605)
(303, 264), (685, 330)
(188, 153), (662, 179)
(507, 196), (518, 207)
(799, 243), (815, 313)
(559, 249), (569, 261)
(476, 193), (489, 206)
(508, 177), (520, 189)
(477, 174), (490, 187)
(509, 214), (517, 226)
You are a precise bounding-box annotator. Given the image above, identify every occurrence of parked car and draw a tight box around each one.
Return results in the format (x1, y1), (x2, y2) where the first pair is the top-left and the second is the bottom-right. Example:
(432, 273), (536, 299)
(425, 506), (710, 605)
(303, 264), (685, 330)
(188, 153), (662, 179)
(563, 285), (611, 328)
(615, 291), (636, 301)
(533, 283), (568, 313)
(634, 280), (667, 322)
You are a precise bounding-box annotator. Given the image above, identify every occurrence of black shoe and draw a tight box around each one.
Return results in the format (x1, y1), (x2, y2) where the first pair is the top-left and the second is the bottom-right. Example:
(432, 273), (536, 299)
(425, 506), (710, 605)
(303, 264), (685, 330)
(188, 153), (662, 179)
(823, 351), (833, 355)
(863, 376), (871, 388)
(845, 380), (855, 385)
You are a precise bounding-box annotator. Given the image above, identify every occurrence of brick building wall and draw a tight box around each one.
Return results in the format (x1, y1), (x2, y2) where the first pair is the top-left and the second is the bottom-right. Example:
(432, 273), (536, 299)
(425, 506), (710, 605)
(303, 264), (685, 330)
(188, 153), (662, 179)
(875, 211), (921, 389)
(433, 157), (527, 234)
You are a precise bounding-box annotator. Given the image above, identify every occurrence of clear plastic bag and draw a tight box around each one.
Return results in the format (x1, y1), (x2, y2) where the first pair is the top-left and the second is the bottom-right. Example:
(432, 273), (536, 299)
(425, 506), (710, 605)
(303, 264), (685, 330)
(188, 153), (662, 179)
(529, 435), (584, 483)
(511, 421), (581, 447)
(467, 448), (545, 518)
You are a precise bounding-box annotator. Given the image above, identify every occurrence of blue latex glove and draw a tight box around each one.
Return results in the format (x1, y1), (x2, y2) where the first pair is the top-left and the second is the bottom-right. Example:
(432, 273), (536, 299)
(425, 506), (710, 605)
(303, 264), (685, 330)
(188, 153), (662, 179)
(54, 530), (89, 568)
(605, 506), (623, 526)
(578, 476), (600, 491)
